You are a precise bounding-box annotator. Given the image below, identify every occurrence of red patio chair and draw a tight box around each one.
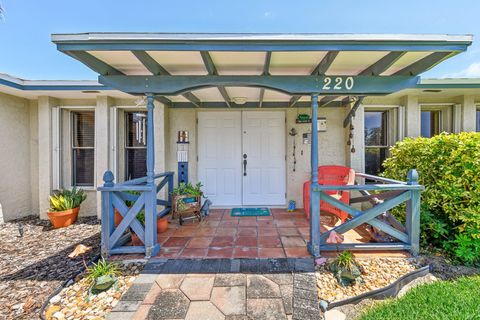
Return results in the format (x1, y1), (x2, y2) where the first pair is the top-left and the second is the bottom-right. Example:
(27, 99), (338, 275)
(303, 165), (355, 223)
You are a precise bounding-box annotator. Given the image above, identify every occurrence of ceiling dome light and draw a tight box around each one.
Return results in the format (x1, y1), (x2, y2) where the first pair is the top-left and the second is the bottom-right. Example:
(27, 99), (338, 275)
(232, 97), (248, 105)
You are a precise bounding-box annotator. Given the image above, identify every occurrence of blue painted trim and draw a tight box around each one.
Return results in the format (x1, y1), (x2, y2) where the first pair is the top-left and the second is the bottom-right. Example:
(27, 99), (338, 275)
(0, 78), (111, 91)
(55, 42), (469, 52)
(200, 51), (232, 108)
(320, 243), (411, 251)
(99, 75), (421, 96)
(65, 50), (123, 76)
(393, 52), (453, 76)
(169, 100), (352, 109)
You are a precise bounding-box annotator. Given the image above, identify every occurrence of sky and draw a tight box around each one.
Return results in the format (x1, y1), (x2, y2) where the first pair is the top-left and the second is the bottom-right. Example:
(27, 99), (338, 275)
(1, 0), (480, 80)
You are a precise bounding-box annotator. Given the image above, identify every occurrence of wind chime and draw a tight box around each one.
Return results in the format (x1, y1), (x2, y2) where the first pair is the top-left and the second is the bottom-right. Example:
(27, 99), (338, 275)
(134, 113), (146, 145)
(289, 128), (298, 171)
(347, 123), (355, 153)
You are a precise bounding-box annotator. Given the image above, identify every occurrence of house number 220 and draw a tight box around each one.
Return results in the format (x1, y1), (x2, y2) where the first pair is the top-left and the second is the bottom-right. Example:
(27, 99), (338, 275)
(322, 77), (354, 90)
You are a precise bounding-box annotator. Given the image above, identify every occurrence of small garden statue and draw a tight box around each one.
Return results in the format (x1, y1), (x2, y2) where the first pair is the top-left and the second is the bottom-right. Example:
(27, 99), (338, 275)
(328, 251), (364, 287)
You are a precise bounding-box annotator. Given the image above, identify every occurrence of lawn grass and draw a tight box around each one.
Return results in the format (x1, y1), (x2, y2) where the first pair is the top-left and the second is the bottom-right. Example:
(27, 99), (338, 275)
(359, 276), (480, 320)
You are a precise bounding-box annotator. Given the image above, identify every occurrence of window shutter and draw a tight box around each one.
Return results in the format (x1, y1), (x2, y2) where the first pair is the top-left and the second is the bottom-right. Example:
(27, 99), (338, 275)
(51, 107), (61, 190)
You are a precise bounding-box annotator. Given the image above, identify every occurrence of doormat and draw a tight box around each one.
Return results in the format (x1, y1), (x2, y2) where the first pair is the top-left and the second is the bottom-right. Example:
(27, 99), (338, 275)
(231, 207), (271, 217)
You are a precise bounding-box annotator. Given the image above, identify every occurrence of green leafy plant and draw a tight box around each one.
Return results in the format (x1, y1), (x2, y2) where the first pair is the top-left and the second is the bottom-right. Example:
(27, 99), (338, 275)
(173, 182), (203, 196)
(125, 190), (140, 207)
(382, 132), (480, 265)
(135, 211), (145, 225)
(173, 182), (203, 212)
(85, 259), (120, 284)
(328, 251), (363, 286)
(49, 187), (87, 212)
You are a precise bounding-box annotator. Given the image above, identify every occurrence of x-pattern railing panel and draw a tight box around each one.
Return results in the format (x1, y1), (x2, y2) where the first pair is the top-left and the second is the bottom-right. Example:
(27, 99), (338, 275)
(319, 190), (411, 243)
(99, 171), (174, 258)
(308, 169), (423, 257)
(110, 192), (146, 248)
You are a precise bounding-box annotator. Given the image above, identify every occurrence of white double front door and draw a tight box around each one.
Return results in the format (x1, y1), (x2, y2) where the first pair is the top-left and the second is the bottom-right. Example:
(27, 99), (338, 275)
(198, 111), (286, 207)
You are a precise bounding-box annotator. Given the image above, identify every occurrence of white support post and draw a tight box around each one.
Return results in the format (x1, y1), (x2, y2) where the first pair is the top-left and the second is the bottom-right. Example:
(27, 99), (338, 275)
(402, 95), (420, 138)
(461, 95), (476, 132)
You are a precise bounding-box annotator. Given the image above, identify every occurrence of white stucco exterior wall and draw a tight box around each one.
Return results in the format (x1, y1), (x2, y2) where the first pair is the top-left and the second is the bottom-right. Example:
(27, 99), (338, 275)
(0, 92), (33, 221)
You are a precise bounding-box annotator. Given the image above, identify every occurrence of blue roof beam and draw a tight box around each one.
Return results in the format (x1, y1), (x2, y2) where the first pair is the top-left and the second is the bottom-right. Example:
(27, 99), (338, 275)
(65, 51), (123, 76)
(289, 51), (339, 107)
(132, 51), (201, 107)
(258, 51), (272, 108)
(200, 51), (232, 108)
(325, 51), (407, 106)
(98, 75), (420, 96)
(343, 96), (365, 127)
(393, 51), (453, 76)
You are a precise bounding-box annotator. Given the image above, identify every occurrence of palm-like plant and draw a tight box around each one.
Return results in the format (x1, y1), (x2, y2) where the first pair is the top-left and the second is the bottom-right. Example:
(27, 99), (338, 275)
(49, 187), (87, 212)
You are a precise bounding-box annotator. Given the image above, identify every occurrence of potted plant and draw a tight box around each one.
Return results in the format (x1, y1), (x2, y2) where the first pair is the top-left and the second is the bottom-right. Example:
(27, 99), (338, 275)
(172, 182), (203, 224)
(114, 190), (139, 227)
(48, 187), (87, 228)
(130, 210), (169, 246)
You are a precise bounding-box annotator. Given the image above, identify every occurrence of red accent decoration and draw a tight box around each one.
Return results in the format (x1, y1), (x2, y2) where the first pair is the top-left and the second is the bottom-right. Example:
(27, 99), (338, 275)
(303, 165), (355, 223)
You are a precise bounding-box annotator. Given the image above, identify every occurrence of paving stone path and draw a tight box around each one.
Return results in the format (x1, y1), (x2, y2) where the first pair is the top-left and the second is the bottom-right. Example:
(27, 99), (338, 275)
(107, 258), (321, 320)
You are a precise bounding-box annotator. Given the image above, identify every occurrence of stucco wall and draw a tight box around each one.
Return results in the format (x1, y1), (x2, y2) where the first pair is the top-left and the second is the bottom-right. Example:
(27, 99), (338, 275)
(0, 90), (478, 221)
(0, 92), (33, 221)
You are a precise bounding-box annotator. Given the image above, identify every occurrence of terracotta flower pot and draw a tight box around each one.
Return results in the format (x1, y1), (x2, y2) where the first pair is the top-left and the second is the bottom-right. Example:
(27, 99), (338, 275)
(157, 217), (169, 233)
(114, 209), (123, 227)
(47, 207), (80, 228)
(130, 232), (144, 246)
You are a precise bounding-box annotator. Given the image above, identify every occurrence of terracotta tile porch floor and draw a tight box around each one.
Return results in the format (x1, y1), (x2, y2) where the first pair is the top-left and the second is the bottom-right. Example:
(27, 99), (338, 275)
(146, 208), (409, 260)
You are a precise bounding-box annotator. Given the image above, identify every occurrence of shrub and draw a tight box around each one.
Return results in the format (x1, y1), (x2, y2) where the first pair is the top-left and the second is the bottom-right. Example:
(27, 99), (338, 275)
(86, 259), (120, 284)
(49, 187), (87, 212)
(382, 132), (480, 265)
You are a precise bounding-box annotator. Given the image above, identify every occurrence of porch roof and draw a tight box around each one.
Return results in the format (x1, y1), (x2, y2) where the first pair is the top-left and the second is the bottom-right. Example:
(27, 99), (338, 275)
(52, 32), (472, 108)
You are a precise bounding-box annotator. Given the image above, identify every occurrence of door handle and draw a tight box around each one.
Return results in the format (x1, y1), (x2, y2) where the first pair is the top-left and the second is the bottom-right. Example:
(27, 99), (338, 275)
(243, 154), (247, 176)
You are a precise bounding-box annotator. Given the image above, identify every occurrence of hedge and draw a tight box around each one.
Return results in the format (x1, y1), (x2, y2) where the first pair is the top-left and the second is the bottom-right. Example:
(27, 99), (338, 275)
(382, 132), (480, 265)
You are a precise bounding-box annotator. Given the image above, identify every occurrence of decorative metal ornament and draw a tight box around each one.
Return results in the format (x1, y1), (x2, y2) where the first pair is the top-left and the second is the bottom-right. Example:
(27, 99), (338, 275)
(289, 128), (298, 172)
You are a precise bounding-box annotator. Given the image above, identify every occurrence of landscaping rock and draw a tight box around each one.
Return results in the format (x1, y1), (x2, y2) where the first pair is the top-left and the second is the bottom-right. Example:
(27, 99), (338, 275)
(43, 262), (144, 320)
(316, 257), (419, 303)
(0, 216), (100, 320)
(397, 273), (438, 297)
(324, 309), (346, 320)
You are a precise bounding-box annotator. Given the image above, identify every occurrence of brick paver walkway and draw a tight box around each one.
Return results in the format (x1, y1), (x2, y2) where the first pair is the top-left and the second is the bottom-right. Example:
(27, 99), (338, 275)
(107, 258), (321, 320)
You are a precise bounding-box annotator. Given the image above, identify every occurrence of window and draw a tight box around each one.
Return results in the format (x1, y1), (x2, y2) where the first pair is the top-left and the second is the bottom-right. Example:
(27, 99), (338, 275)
(364, 111), (389, 175)
(476, 108), (480, 132)
(71, 111), (95, 186)
(125, 111), (147, 180)
(421, 110), (440, 137)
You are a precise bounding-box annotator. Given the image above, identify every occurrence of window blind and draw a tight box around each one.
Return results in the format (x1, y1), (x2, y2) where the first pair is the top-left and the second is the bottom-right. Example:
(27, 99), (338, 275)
(72, 111), (95, 186)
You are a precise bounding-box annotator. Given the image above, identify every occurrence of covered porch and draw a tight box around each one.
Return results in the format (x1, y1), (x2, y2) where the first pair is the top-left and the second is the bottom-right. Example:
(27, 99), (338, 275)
(52, 33), (471, 258)
(146, 208), (412, 260)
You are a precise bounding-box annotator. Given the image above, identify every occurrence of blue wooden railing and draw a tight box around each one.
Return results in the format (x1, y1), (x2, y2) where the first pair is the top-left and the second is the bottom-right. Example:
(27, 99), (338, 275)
(307, 169), (423, 257)
(98, 170), (174, 258)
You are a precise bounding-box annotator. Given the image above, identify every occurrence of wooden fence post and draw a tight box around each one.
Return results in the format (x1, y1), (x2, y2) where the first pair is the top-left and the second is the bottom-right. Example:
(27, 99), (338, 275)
(406, 169), (420, 256)
(101, 170), (115, 258)
(309, 94), (321, 257)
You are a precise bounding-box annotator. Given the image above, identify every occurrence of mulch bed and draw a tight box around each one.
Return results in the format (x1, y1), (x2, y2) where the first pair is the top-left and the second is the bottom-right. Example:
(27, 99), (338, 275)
(0, 216), (100, 320)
